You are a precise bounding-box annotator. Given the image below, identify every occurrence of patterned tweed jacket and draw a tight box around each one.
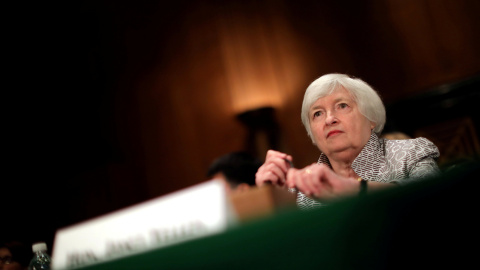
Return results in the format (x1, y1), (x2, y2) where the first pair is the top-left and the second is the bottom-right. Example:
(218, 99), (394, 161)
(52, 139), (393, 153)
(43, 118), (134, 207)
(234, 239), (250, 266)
(296, 132), (440, 210)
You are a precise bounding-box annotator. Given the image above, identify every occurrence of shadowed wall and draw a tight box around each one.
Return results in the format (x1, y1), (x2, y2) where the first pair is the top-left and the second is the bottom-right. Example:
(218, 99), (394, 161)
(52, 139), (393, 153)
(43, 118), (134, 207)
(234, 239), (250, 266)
(5, 0), (480, 246)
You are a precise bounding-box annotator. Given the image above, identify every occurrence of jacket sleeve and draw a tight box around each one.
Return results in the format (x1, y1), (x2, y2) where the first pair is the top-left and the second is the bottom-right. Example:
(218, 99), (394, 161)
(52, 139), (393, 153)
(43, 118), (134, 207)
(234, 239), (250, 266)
(395, 137), (441, 185)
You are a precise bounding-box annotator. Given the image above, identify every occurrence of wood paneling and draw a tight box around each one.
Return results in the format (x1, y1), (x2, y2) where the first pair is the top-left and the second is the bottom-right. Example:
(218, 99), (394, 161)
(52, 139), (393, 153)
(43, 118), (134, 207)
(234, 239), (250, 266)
(7, 0), (480, 244)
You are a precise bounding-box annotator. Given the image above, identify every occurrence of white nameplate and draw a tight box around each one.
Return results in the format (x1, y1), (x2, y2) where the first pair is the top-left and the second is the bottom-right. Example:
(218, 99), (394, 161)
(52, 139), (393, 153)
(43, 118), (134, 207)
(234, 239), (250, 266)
(51, 179), (237, 270)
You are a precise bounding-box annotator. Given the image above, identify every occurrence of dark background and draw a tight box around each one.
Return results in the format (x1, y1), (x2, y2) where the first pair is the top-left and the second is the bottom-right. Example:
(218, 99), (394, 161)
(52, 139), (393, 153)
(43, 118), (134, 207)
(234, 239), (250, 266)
(5, 0), (480, 251)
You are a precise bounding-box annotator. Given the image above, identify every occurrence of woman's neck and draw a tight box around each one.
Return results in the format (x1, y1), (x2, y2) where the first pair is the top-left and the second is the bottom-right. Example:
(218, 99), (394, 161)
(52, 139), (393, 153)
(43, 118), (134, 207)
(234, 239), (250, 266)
(328, 150), (360, 178)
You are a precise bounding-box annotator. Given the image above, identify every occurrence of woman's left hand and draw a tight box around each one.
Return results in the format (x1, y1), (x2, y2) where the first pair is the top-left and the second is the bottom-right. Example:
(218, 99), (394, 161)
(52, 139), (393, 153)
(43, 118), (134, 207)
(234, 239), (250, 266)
(286, 163), (359, 201)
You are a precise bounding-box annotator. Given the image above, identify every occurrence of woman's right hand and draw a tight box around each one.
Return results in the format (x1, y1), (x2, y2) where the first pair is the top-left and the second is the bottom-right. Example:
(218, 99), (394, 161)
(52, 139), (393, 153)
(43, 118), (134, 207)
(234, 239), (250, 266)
(255, 150), (293, 187)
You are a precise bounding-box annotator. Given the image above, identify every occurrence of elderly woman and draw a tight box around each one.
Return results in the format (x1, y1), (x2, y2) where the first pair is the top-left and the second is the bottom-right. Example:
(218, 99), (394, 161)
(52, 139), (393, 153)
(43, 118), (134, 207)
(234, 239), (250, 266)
(255, 73), (440, 210)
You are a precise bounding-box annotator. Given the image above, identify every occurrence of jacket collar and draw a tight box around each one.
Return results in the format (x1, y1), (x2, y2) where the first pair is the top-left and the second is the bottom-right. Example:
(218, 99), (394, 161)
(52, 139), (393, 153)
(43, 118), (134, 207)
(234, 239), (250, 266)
(317, 132), (384, 181)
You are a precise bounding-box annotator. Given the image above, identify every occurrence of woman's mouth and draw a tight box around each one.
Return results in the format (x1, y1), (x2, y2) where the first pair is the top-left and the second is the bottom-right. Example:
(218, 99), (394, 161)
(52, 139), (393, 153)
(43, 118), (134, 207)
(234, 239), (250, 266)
(327, 130), (343, 138)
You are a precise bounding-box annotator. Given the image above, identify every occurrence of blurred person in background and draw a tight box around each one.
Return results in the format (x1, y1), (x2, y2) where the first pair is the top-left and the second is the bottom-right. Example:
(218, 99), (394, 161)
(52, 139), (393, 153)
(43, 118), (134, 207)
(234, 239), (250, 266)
(255, 73), (440, 210)
(380, 131), (411, 140)
(207, 151), (262, 194)
(0, 241), (30, 270)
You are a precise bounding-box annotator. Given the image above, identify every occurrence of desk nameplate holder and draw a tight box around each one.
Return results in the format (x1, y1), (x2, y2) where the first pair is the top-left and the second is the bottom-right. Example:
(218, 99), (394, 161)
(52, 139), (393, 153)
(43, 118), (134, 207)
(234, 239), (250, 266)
(51, 179), (236, 270)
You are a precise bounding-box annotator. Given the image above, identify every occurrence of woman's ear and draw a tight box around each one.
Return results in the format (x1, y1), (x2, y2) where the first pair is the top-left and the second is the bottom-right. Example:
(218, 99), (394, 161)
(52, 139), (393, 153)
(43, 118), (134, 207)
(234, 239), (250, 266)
(370, 122), (376, 130)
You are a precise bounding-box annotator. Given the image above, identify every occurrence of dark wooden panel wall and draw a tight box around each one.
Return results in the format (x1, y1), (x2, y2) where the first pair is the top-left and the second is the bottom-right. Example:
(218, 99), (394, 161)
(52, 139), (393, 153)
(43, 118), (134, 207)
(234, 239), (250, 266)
(6, 0), (480, 245)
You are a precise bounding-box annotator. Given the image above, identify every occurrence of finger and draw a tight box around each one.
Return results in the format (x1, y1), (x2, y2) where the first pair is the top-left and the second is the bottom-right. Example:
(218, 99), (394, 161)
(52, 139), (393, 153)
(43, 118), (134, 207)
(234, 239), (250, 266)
(286, 168), (300, 188)
(261, 159), (289, 176)
(309, 164), (343, 200)
(264, 163), (288, 184)
(265, 151), (292, 172)
(268, 156), (292, 174)
(284, 157), (294, 169)
(276, 157), (292, 174)
(258, 150), (294, 187)
(256, 168), (276, 186)
(256, 165), (272, 186)
(294, 164), (328, 197)
(258, 162), (286, 180)
(256, 164), (285, 186)
(302, 167), (321, 196)
(292, 168), (313, 196)
(265, 149), (288, 160)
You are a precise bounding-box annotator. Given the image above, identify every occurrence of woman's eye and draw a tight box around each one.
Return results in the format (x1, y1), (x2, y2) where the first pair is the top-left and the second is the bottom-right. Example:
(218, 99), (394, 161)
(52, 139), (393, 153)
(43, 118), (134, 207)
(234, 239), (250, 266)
(313, 111), (322, 118)
(338, 103), (349, 109)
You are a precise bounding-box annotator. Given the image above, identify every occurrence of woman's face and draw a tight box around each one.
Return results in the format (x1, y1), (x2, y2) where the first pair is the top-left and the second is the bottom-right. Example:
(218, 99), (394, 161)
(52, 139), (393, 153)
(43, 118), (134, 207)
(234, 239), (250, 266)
(0, 247), (23, 270)
(309, 86), (374, 158)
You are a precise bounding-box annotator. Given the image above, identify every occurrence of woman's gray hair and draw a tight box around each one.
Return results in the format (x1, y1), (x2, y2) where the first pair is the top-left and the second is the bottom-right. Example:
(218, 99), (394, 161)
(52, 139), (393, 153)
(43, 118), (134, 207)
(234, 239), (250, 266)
(301, 73), (386, 143)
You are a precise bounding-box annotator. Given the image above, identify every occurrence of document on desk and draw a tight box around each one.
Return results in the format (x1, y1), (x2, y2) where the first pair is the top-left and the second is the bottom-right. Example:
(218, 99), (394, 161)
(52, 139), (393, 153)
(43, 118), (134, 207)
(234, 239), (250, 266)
(51, 179), (237, 270)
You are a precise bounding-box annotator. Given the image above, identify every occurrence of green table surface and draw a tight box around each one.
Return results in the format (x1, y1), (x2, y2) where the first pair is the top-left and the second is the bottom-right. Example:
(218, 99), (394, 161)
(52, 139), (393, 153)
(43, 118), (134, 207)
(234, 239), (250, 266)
(66, 161), (478, 270)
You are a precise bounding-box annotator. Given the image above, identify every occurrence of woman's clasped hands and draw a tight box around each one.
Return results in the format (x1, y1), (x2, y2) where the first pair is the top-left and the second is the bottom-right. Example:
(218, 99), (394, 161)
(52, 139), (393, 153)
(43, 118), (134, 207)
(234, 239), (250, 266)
(256, 150), (360, 202)
(255, 150), (293, 187)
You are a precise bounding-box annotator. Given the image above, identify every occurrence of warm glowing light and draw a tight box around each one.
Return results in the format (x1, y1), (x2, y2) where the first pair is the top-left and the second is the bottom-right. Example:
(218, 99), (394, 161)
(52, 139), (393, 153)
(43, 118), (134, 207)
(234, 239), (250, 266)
(216, 5), (309, 114)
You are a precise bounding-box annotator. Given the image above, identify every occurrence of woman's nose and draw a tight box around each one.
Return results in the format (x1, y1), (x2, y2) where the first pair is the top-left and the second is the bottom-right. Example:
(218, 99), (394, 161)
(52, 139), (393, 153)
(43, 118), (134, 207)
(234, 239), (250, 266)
(325, 112), (338, 125)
